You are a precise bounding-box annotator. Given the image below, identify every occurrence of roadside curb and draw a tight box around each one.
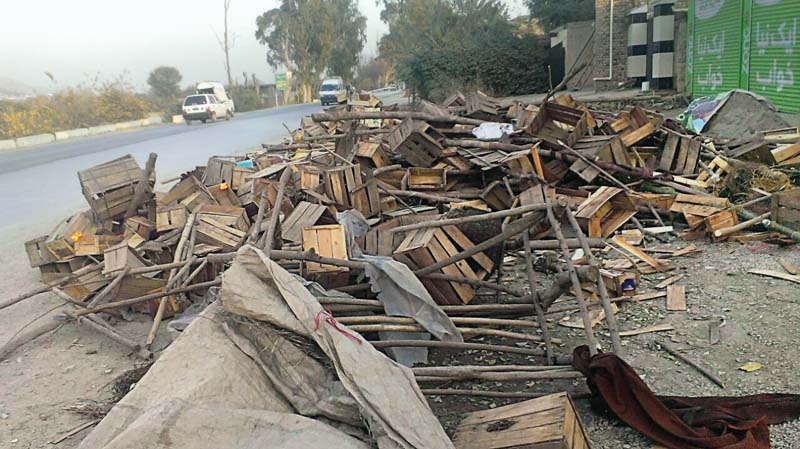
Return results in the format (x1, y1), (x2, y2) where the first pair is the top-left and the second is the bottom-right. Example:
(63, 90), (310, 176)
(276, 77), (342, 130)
(0, 115), (166, 152)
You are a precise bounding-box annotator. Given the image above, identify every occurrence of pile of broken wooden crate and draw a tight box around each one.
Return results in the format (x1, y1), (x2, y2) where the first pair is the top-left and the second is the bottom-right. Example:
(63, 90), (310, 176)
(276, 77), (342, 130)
(8, 90), (800, 448)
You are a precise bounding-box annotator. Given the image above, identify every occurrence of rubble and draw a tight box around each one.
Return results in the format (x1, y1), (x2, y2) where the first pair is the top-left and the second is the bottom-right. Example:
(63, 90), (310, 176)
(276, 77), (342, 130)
(4, 89), (800, 448)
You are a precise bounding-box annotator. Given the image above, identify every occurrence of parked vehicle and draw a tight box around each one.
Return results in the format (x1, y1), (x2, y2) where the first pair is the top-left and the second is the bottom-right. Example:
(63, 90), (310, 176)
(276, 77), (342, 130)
(319, 77), (345, 106)
(181, 94), (231, 125)
(196, 81), (235, 115)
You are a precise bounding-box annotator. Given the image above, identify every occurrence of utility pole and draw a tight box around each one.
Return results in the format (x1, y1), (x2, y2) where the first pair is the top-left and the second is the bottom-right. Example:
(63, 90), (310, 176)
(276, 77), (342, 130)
(222, 0), (233, 88)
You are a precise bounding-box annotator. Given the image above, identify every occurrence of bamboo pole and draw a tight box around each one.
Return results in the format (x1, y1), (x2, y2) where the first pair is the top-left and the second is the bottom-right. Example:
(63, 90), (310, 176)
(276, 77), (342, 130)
(63, 308), (152, 360)
(180, 259), (208, 288)
(737, 208), (800, 243)
(146, 255), (197, 347)
(442, 139), (532, 152)
(383, 189), (470, 203)
(544, 197), (599, 355)
(264, 167), (292, 256)
(387, 203), (547, 234)
(565, 207), (623, 354)
(412, 365), (573, 375)
(525, 238), (606, 250)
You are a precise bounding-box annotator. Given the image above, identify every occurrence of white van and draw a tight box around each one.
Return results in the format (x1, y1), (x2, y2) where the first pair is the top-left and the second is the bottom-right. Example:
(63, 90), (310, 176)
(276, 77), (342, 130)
(196, 82), (235, 116)
(319, 77), (346, 106)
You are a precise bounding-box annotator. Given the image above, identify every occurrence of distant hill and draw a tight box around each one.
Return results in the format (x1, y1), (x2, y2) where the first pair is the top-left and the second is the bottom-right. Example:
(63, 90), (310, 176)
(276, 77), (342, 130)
(0, 77), (51, 99)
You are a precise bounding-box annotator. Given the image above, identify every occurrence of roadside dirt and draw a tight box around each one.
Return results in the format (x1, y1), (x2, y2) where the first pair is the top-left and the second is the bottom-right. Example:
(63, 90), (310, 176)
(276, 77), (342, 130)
(2, 224), (800, 448)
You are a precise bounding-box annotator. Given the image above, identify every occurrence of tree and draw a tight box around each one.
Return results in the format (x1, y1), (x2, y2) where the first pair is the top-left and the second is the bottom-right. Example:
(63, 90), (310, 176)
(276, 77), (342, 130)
(525, 0), (594, 33)
(356, 57), (394, 91)
(146, 66), (182, 98)
(218, 0), (235, 88)
(327, 0), (367, 83)
(256, 0), (335, 103)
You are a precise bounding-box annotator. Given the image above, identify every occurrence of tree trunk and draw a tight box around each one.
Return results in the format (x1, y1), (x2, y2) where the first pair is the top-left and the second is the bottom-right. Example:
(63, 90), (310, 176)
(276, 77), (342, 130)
(223, 0), (233, 88)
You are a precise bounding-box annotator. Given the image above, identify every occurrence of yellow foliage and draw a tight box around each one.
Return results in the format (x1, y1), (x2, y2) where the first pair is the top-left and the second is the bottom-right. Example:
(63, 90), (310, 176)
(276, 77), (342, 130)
(0, 85), (155, 140)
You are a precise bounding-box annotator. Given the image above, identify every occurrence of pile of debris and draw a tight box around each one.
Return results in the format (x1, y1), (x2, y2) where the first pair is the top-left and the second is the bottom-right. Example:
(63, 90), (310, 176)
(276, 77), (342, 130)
(6, 89), (800, 448)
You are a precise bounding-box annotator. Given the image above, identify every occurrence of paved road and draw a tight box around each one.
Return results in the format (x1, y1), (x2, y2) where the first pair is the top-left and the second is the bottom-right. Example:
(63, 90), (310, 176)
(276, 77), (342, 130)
(0, 103), (320, 238)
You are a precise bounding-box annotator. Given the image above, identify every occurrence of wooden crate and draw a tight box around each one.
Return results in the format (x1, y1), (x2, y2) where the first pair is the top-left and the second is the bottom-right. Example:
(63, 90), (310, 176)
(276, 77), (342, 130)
(601, 268), (640, 296)
(527, 102), (590, 147)
(394, 227), (492, 305)
(658, 134), (701, 175)
(46, 239), (76, 262)
(454, 392), (591, 449)
(161, 175), (207, 205)
(481, 181), (513, 211)
(202, 157), (236, 186)
(771, 189), (800, 230)
(74, 235), (123, 256)
(406, 168), (446, 190)
(124, 216), (155, 239)
(231, 165), (255, 191)
(25, 236), (51, 268)
(282, 201), (328, 243)
(574, 187), (637, 238)
(323, 165), (381, 217)
(196, 216), (247, 252)
(726, 140), (776, 165)
(78, 155), (146, 220)
(385, 117), (444, 167)
(773, 141), (800, 166)
(103, 243), (147, 275)
(705, 210), (738, 241)
(355, 141), (390, 168)
(156, 205), (188, 233)
(302, 225), (349, 287)
(206, 182), (241, 207)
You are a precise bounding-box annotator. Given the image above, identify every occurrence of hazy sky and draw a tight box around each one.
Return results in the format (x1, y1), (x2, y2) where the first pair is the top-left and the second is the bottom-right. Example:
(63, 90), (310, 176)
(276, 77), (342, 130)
(1, 0), (527, 92)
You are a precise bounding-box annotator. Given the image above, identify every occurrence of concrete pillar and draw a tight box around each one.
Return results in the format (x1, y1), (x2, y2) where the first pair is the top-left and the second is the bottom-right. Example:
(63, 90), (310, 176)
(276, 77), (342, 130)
(594, 0), (643, 90)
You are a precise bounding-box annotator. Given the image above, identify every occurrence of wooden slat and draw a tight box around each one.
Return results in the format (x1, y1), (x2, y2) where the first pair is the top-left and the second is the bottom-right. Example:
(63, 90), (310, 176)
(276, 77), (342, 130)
(666, 285), (687, 311)
(658, 133), (679, 171)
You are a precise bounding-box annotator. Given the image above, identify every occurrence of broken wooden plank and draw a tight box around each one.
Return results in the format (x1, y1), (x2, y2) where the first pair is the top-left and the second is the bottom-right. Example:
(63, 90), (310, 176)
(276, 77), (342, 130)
(666, 285), (687, 311)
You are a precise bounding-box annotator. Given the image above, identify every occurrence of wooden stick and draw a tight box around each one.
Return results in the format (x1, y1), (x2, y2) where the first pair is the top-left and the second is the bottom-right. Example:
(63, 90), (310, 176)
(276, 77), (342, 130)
(64, 308), (152, 360)
(248, 191), (269, 244)
(523, 231), (555, 363)
(544, 197), (600, 355)
(312, 110), (485, 126)
(526, 238), (606, 250)
(415, 212), (542, 276)
(350, 324), (555, 343)
(336, 315), (542, 328)
(369, 339), (545, 356)
(714, 212), (770, 238)
(659, 341), (725, 388)
(421, 389), (589, 399)
(737, 208), (800, 243)
(146, 255), (197, 347)
(387, 203), (547, 234)
(421, 272), (525, 297)
(48, 419), (100, 445)
(413, 365), (573, 375)
(565, 207), (623, 354)
(86, 266), (130, 308)
(383, 189), (470, 203)
(264, 167), (292, 256)
(0, 264), (102, 312)
(180, 258), (208, 288)
(75, 279), (221, 316)
(416, 370), (583, 382)
(443, 139), (531, 152)
(124, 152), (157, 219)
(0, 318), (63, 362)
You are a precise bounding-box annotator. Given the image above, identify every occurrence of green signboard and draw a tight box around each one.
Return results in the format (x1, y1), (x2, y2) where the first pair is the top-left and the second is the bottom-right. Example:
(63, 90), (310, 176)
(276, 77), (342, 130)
(275, 73), (287, 90)
(748, 0), (799, 112)
(689, 0), (744, 96)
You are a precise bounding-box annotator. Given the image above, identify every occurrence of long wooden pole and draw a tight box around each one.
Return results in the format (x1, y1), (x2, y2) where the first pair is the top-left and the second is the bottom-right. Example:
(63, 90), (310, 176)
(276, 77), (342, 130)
(523, 231), (555, 363)
(369, 340), (545, 356)
(248, 191), (268, 244)
(416, 370), (582, 382)
(264, 167), (292, 256)
(544, 197), (599, 355)
(350, 324), (556, 343)
(660, 341), (725, 388)
(124, 153), (157, 219)
(0, 264), (102, 311)
(312, 110), (485, 126)
(565, 207), (623, 354)
(86, 266), (130, 308)
(714, 212), (770, 238)
(387, 203), (547, 234)
(75, 279), (221, 316)
(421, 389), (589, 399)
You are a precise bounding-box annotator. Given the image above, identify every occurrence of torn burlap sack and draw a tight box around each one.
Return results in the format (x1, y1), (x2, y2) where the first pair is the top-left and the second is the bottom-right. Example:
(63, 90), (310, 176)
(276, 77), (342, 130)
(572, 345), (800, 449)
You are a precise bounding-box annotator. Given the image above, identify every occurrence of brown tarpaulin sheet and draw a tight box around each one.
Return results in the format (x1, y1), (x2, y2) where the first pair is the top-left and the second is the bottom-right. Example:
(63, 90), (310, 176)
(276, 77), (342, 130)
(572, 345), (800, 449)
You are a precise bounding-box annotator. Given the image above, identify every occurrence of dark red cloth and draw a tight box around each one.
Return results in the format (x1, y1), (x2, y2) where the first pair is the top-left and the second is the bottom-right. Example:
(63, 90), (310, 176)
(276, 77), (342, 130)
(572, 345), (800, 449)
